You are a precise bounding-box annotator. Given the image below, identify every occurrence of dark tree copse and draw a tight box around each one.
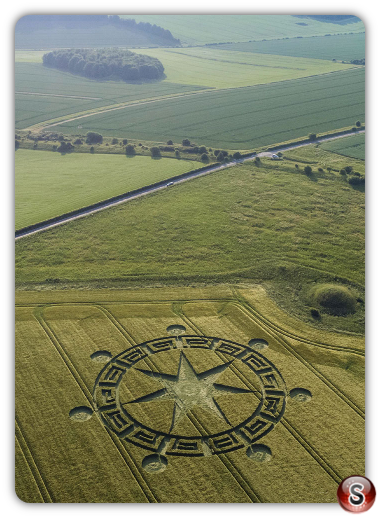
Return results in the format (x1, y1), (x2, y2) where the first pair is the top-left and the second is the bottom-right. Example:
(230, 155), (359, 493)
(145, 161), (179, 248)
(43, 48), (165, 83)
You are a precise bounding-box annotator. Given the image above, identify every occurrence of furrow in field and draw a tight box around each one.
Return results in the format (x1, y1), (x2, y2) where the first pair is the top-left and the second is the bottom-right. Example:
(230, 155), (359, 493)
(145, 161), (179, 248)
(180, 302), (364, 478)
(35, 306), (158, 503)
(232, 302), (365, 415)
(232, 296), (364, 356)
(102, 305), (262, 502)
(15, 419), (52, 502)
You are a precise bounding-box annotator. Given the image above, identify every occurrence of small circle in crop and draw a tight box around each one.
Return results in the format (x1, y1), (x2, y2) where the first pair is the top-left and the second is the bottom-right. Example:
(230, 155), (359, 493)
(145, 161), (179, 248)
(142, 454), (168, 474)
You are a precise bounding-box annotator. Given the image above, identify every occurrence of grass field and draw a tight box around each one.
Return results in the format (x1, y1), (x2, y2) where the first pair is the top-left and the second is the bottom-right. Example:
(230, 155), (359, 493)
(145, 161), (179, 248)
(15, 147), (364, 332)
(15, 286), (364, 502)
(15, 150), (197, 230)
(320, 133), (365, 160)
(14, 14), (365, 504)
(133, 47), (353, 89)
(130, 14), (365, 45)
(15, 18), (365, 151)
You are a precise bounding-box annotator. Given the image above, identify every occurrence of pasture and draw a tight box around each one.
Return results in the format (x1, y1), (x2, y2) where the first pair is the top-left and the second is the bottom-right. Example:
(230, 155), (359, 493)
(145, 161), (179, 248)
(15, 148), (364, 333)
(15, 286), (364, 502)
(15, 150), (196, 230)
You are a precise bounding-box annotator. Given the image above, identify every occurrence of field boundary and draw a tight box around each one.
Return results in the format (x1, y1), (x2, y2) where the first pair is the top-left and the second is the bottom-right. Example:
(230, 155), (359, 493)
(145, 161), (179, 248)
(231, 300), (365, 418)
(15, 128), (365, 240)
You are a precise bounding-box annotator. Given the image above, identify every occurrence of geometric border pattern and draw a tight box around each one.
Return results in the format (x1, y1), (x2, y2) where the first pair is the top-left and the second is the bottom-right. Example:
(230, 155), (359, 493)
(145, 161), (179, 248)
(93, 336), (287, 457)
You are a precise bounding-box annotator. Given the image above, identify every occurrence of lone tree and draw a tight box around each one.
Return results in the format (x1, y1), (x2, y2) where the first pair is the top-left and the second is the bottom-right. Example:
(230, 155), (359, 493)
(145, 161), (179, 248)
(355, 120), (361, 127)
(304, 165), (312, 175)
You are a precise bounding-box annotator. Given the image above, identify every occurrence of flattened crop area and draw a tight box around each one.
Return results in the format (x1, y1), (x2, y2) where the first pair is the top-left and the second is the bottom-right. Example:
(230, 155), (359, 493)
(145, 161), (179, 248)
(15, 287), (364, 503)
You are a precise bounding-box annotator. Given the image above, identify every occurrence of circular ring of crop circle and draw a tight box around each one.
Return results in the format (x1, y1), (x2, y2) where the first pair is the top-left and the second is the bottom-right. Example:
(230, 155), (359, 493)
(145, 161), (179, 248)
(92, 335), (287, 457)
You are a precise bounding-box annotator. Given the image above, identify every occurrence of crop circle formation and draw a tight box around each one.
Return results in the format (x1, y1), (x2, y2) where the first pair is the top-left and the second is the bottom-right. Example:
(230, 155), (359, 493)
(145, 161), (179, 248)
(92, 335), (289, 459)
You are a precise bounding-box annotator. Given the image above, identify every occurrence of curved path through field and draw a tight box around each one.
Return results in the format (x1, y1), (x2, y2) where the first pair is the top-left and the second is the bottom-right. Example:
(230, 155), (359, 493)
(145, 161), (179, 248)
(15, 129), (364, 240)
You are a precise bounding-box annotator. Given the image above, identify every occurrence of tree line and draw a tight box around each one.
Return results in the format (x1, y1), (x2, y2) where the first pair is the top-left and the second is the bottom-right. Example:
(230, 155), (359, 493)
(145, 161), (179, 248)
(16, 15), (180, 45)
(43, 48), (165, 81)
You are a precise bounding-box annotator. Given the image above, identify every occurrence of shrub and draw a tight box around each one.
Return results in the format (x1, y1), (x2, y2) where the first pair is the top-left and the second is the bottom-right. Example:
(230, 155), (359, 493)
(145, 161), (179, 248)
(233, 152), (242, 159)
(125, 144), (136, 155)
(348, 175), (365, 186)
(122, 139), (128, 145)
(112, 138), (118, 145)
(15, 139), (19, 150)
(255, 156), (261, 164)
(90, 146), (95, 153)
(214, 150), (220, 156)
(309, 133), (317, 141)
(73, 138), (83, 145)
(201, 153), (209, 163)
(150, 146), (161, 157)
(318, 167), (324, 172)
(86, 132), (103, 144)
(182, 139), (191, 146)
(295, 164), (299, 169)
(199, 146), (207, 154)
(58, 135), (64, 141)
(355, 120), (361, 127)
(340, 169), (347, 175)
(57, 141), (74, 153)
(175, 150), (180, 158)
(304, 165), (312, 175)
(351, 127), (358, 132)
(310, 308), (321, 319)
(52, 145), (57, 151)
(345, 166), (353, 173)
(167, 140), (173, 145)
(216, 152), (224, 162)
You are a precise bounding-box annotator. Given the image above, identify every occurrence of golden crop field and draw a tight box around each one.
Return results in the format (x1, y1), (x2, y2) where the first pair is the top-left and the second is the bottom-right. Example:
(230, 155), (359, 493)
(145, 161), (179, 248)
(15, 286), (364, 503)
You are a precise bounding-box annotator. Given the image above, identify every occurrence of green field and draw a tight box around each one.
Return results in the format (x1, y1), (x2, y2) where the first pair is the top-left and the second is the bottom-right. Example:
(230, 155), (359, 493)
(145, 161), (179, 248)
(130, 14), (365, 45)
(133, 47), (352, 89)
(218, 33), (365, 62)
(15, 62), (205, 130)
(15, 147), (364, 331)
(320, 133), (365, 160)
(15, 150), (196, 230)
(15, 285), (364, 502)
(53, 68), (365, 149)
(14, 14), (365, 504)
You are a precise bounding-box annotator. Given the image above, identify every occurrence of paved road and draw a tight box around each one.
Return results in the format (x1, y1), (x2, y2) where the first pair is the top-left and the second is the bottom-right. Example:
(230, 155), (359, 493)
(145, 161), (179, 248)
(15, 129), (364, 240)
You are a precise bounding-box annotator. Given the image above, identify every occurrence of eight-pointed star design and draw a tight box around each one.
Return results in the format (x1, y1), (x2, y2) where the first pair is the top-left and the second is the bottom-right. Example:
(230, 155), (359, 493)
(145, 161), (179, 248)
(124, 352), (255, 432)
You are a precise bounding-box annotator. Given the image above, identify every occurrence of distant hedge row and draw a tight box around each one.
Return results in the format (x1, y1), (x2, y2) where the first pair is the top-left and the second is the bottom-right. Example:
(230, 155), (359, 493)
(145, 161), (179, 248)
(43, 48), (165, 81)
